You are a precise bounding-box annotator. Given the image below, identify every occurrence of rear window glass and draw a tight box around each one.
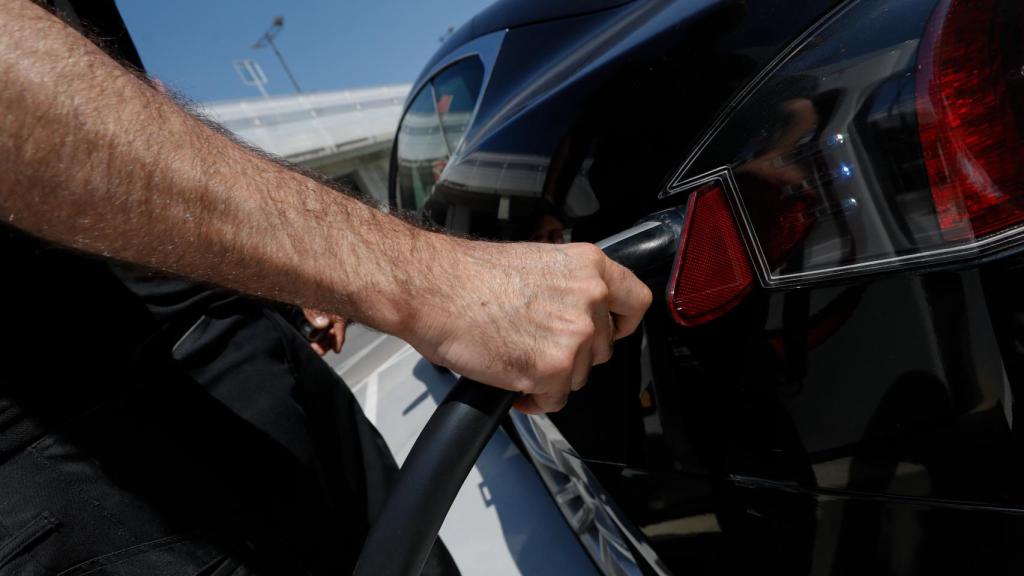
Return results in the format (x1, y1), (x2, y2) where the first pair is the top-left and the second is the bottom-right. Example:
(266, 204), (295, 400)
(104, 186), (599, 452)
(395, 57), (484, 211)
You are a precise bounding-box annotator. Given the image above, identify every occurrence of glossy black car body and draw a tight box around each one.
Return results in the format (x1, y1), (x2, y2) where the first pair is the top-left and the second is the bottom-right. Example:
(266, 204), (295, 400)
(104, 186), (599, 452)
(390, 0), (1024, 574)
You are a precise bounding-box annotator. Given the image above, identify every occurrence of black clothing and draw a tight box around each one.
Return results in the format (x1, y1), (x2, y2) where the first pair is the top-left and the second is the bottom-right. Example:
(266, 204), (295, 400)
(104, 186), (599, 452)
(0, 229), (458, 575)
(2, 4), (460, 572)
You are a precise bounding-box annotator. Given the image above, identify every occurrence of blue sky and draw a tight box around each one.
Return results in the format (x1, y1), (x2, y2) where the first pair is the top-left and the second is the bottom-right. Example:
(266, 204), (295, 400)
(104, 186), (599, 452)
(115, 0), (495, 103)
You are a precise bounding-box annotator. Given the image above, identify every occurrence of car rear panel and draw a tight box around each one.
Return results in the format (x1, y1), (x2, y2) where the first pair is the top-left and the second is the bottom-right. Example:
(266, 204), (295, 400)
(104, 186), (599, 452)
(392, 0), (1024, 573)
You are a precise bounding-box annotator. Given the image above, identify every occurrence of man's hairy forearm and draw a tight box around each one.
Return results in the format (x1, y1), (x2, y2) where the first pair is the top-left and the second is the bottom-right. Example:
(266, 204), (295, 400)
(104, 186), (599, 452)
(0, 0), (654, 410)
(0, 0), (438, 333)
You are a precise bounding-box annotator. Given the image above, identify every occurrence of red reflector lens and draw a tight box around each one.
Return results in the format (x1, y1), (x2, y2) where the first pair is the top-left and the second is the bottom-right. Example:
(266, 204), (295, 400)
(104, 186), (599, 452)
(917, 0), (1024, 240)
(669, 182), (754, 327)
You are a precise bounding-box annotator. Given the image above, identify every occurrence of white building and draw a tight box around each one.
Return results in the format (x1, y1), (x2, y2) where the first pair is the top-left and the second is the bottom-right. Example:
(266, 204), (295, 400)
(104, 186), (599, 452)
(201, 84), (410, 202)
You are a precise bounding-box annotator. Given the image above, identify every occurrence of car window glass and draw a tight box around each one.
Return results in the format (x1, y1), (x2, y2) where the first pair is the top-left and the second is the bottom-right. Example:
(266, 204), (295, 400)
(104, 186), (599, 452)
(395, 85), (449, 211)
(432, 58), (484, 155)
(395, 57), (484, 211)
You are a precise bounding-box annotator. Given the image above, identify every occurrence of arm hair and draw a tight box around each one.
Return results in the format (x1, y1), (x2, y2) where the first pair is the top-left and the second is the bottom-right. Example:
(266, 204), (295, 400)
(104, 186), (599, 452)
(0, 0), (448, 335)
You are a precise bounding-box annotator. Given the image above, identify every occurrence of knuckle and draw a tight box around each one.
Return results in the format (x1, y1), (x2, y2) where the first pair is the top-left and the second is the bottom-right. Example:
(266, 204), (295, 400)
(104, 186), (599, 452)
(641, 285), (654, 307)
(541, 355), (575, 379)
(573, 318), (596, 340)
(572, 368), (590, 390)
(585, 279), (609, 302)
(594, 347), (613, 365)
(549, 395), (570, 413)
(511, 378), (536, 395)
(572, 243), (605, 266)
(536, 393), (570, 413)
(556, 355), (577, 376)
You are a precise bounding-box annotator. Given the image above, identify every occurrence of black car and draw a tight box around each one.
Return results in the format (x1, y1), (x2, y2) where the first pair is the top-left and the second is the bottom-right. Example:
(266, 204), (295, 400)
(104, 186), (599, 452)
(389, 0), (1024, 574)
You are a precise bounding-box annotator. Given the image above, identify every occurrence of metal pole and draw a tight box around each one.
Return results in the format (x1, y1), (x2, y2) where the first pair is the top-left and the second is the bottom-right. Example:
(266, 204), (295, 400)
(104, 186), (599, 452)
(254, 78), (270, 100)
(263, 34), (303, 94)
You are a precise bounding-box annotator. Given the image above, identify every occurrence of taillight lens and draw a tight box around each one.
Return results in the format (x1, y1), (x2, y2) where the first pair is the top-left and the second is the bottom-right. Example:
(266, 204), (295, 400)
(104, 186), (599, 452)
(668, 181), (754, 326)
(917, 0), (1024, 241)
(664, 0), (1024, 305)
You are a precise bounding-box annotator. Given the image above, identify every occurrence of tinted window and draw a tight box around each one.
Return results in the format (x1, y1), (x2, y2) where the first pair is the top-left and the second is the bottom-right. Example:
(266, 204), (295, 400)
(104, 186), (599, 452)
(396, 87), (449, 211)
(433, 59), (484, 154)
(395, 57), (484, 211)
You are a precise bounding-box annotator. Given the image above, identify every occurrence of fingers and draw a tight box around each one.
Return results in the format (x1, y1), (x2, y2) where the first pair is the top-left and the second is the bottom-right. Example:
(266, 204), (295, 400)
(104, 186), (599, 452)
(519, 251), (645, 411)
(303, 308), (330, 329)
(331, 320), (347, 353)
(591, 307), (615, 367)
(514, 392), (569, 415)
(514, 395), (541, 414)
(570, 339), (593, 392)
(415, 241), (652, 417)
(303, 309), (347, 355)
(601, 259), (653, 339)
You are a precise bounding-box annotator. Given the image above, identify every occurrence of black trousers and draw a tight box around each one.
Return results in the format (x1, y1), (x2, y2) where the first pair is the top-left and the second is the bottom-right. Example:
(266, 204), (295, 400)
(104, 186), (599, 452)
(0, 298), (458, 575)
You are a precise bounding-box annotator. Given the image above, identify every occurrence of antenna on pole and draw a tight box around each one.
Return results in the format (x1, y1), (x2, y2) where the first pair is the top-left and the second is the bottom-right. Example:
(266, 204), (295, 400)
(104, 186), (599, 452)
(252, 16), (303, 94)
(233, 59), (270, 99)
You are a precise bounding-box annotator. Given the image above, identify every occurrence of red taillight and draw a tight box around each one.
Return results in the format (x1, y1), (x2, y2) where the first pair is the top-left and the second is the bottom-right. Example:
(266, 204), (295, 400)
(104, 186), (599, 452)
(917, 0), (1024, 241)
(661, 0), (1024, 319)
(668, 182), (754, 326)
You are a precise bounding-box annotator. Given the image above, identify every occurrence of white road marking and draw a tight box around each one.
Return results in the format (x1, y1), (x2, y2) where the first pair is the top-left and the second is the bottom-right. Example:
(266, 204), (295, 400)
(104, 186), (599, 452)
(346, 343), (417, 394)
(335, 332), (598, 576)
(335, 332), (389, 375)
(363, 371), (379, 426)
(374, 343), (417, 373)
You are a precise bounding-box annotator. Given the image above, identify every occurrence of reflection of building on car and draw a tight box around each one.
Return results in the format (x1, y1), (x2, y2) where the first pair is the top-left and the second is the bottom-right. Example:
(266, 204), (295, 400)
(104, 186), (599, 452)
(390, 0), (1024, 574)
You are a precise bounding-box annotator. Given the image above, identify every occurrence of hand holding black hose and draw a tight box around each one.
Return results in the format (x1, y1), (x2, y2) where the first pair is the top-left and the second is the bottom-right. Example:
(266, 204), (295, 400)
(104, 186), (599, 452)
(353, 210), (682, 576)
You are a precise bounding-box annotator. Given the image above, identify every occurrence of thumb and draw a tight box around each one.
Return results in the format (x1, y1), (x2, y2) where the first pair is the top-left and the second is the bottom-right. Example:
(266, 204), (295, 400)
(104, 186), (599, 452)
(303, 308), (331, 328)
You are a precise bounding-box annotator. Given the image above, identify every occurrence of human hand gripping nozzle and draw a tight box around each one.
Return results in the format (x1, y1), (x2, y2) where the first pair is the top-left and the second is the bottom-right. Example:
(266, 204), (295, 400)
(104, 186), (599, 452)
(353, 208), (684, 576)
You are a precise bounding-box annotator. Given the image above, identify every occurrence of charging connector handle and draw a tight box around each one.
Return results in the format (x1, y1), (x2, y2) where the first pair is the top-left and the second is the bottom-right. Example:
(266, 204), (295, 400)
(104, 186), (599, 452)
(353, 210), (682, 576)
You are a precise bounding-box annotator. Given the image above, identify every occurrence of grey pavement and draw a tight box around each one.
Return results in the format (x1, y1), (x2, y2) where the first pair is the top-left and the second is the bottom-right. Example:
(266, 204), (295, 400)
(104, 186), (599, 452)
(325, 325), (597, 576)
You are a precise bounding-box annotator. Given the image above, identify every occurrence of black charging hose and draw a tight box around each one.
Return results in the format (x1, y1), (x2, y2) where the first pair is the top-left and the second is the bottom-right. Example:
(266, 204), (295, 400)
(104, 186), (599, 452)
(353, 378), (517, 576)
(353, 209), (682, 576)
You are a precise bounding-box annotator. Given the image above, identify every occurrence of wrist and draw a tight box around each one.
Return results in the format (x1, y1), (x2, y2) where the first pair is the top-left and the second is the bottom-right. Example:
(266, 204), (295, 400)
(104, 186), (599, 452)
(367, 226), (464, 343)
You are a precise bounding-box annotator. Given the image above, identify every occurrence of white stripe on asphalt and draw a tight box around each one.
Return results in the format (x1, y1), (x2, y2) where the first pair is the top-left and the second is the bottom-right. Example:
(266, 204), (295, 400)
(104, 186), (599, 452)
(335, 332), (389, 376)
(363, 371), (379, 426)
